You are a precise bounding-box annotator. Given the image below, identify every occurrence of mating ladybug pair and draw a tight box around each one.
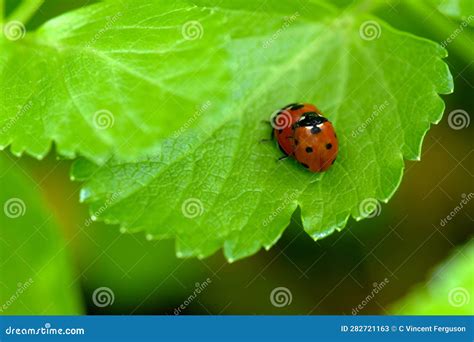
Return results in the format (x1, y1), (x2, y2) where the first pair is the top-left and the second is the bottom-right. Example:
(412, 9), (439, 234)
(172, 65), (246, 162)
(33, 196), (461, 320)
(270, 103), (338, 172)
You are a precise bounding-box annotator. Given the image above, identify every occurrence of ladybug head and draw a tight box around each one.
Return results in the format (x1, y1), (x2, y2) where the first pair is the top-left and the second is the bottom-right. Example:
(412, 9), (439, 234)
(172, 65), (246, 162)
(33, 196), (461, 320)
(295, 112), (328, 128)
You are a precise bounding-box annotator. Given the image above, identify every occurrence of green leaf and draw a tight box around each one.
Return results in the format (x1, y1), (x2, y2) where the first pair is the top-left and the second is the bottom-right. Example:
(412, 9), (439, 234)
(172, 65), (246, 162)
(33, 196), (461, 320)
(434, 0), (474, 24)
(0, 154), (83, 314)
(390, 239), (474, 314)
(72, 1), (453, 261)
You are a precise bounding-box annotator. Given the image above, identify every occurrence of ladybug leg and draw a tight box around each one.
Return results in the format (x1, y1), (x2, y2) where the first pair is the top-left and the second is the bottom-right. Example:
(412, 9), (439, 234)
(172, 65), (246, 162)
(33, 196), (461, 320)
(260, 129), (275, 143)
(278, 155), (289, 161)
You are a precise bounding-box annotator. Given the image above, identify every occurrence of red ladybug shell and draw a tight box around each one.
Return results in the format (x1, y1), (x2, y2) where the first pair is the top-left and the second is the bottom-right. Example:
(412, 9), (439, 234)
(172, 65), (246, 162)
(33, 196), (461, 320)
(293, 117), (338, 172)
(273, 103), (338, 172)
(272, 103), (320, 155)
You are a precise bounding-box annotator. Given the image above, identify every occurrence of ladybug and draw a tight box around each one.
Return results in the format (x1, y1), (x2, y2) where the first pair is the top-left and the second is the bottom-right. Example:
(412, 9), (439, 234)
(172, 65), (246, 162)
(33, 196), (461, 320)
(272, 103), (338, 172)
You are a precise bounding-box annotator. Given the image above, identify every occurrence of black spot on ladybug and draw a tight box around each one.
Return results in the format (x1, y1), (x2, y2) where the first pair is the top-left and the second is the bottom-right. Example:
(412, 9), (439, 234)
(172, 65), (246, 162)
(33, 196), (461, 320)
(326, 143), (332, 150)
(290, 104), (305, 110)
(301, 163), (309, 169)
(278, 129), (283, 134)
(311, 126), (321, 134)
(305, 146), (313, 153)
(294, 139), (299, 145)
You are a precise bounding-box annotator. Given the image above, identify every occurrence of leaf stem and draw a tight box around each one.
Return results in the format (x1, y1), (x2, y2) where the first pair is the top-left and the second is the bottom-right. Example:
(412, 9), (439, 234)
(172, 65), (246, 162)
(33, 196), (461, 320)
(349, 0), (389, 14)
(0, 0), (4, 24)
(7, 0), (44, 25)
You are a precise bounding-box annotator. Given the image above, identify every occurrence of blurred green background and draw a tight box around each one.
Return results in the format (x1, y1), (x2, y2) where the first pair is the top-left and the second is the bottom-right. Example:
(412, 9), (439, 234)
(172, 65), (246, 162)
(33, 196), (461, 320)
(1, 0), (473, 315)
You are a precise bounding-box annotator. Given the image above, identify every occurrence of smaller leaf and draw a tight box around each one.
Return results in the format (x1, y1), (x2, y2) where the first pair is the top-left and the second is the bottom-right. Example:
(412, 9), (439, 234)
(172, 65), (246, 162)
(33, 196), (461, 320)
(390, 239), (474, 315)
(0, 154), (83, 314)
(0, 0), (232, 162)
